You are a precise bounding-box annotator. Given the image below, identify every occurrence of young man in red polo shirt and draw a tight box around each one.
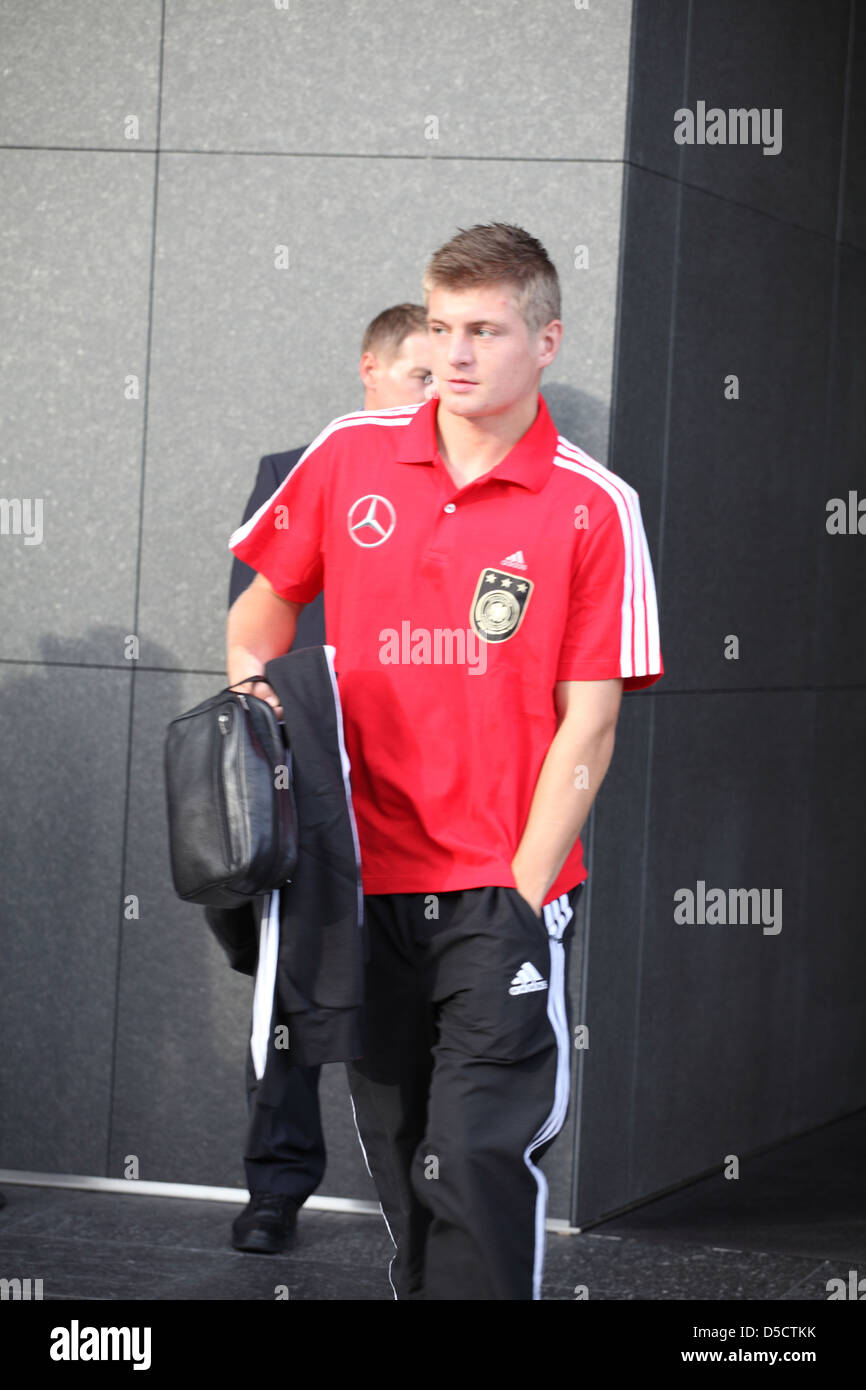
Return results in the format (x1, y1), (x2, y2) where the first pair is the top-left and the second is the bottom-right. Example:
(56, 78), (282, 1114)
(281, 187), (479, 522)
(226, 223), (663, 1300)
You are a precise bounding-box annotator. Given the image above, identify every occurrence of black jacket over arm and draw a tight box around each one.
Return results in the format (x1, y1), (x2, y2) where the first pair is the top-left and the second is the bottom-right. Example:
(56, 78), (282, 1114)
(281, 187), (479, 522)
(206, 645), (364, 1065)
(262, 646), (364, 1064)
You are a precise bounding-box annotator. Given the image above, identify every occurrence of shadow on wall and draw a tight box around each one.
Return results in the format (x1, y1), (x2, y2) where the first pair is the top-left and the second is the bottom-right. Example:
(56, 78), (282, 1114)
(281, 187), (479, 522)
(0, 629), (252, 1183)
(0, 626), (172, 916)
(543, 382), (610, 463)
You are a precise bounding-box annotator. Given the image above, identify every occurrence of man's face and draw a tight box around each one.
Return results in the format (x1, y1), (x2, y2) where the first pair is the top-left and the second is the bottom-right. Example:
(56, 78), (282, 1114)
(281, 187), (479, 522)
(426, 284), (560, 422)
(368, 331), (432, 408)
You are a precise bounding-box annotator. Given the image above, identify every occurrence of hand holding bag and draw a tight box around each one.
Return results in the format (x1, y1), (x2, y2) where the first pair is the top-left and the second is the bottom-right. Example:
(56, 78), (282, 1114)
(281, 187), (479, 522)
(164, 677), (298, 907)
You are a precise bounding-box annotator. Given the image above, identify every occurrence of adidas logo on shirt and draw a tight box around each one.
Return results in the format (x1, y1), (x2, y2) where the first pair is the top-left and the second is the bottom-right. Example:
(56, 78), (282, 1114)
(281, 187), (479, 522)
(501, 550), (527, 570)
(508, 962), (548, 995)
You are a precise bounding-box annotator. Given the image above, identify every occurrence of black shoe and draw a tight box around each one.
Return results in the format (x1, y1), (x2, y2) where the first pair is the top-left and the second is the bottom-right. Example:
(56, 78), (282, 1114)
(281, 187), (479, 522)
(231, 1193), (299, 1254)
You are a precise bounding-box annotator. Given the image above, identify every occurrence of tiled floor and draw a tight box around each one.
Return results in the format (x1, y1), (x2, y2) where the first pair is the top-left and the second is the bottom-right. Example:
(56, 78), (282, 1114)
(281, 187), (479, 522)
(1, 1110), (863, 1301)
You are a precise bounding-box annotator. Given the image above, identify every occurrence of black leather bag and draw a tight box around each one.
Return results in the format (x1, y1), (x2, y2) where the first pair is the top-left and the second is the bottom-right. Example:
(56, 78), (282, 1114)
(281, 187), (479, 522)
(164, 679), (298, 907)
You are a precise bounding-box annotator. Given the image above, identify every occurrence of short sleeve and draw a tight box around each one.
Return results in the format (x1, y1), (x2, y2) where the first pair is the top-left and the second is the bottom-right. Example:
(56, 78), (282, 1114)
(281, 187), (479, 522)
(228, 441), (328, 603)
(556, 484), (663, 692)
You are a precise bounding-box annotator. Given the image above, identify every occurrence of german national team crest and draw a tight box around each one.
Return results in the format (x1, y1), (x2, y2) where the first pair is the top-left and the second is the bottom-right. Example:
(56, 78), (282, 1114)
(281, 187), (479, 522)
(470, 567), (534, 643)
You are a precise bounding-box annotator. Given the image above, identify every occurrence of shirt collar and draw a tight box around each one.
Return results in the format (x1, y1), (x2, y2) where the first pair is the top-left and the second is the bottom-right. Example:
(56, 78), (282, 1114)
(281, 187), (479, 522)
(395, 392), (559, 493)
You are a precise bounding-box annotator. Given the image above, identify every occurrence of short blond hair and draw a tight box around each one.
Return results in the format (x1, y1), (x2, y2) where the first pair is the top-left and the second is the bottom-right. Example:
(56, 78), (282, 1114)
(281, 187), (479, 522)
(423, 223), (561, 336)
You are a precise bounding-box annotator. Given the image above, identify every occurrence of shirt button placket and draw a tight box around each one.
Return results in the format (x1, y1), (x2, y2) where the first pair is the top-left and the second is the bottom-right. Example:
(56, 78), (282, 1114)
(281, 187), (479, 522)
(422, 498), (458, 568)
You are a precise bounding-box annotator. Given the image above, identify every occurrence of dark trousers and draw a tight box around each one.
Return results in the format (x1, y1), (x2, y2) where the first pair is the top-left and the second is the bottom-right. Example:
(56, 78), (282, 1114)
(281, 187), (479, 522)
(243, 1019), (326, 1204)
(205, 900), (327, 1203)
(345, 882), (582, 1301)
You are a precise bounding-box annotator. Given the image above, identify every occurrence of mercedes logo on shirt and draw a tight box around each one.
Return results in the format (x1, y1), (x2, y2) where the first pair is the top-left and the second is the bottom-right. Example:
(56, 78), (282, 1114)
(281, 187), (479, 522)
(347, 494), (397, 547)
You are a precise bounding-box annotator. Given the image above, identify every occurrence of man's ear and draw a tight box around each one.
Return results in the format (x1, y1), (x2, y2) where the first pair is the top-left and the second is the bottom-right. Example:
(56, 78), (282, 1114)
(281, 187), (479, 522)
(359, 350), (378, 391)
(537, 319), (563, 370)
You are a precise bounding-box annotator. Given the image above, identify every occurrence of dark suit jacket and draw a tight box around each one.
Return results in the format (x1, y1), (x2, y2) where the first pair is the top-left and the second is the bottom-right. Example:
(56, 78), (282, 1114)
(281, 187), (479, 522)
(206, 446), (326, 979)
(229, 447), (325, 650)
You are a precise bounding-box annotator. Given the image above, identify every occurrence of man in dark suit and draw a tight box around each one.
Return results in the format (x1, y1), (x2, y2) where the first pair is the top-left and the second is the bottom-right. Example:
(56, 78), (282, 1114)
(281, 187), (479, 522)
(216, 303), (431, 1254)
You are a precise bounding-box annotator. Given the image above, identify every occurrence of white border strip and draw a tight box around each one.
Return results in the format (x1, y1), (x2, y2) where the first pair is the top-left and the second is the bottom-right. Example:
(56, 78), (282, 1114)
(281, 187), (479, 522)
(0, 1170), (578, 1231)
(250, 888), (280, 1081)
(348, 1090), (398, 1299)
(524, 906), (574, 1298)
(0, 1170), (378, 1210)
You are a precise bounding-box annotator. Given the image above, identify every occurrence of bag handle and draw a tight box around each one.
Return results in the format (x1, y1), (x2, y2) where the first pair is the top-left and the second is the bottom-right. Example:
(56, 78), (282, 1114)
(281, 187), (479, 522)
(226, 675), (285, 734)
(228, 675), (268, 690)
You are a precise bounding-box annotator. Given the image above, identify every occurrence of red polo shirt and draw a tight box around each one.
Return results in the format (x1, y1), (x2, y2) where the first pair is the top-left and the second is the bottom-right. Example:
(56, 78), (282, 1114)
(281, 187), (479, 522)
(230, 394), (663, 904)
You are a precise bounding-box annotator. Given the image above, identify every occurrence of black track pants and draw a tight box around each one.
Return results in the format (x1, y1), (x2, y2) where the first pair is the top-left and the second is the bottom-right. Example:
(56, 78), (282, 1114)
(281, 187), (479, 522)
(345, 882), (582, 1301)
